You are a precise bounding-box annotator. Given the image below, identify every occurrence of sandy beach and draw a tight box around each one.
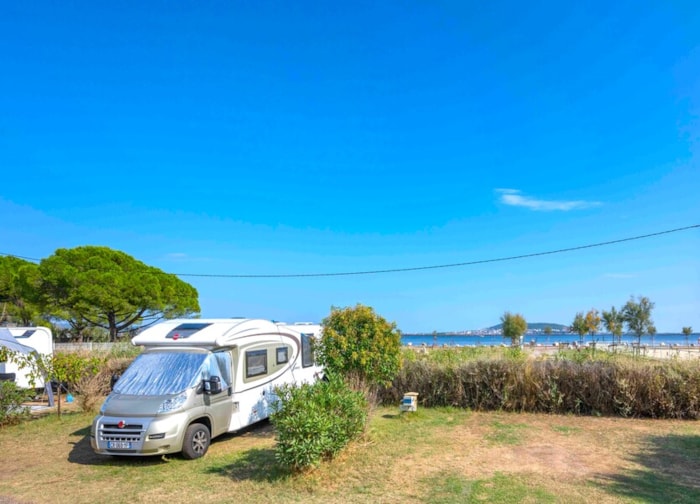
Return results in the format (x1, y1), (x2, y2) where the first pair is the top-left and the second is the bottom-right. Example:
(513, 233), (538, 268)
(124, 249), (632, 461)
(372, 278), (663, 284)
(528, 344), (700, 360)
(407, 343), (700, 360)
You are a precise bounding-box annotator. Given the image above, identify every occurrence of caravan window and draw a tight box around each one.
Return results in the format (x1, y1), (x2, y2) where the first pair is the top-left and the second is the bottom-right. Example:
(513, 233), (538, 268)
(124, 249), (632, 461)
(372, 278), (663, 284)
(245, 349), (267, 378)
(301, 334), (314, 368)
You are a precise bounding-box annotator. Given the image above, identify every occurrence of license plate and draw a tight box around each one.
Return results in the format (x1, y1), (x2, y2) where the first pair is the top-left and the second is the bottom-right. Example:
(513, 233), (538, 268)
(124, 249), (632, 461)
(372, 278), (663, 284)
(108, 441), (132, 450)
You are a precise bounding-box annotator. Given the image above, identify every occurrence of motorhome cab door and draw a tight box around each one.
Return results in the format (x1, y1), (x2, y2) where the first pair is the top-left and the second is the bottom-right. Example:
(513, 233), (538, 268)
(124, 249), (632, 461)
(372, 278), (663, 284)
(205, 351), (234, 438)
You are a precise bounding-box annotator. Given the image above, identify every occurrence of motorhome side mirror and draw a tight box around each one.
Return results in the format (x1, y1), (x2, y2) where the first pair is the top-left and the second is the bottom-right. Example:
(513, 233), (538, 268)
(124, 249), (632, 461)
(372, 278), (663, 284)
(204, 376), (222, 395)
(110, 373), (121, 391)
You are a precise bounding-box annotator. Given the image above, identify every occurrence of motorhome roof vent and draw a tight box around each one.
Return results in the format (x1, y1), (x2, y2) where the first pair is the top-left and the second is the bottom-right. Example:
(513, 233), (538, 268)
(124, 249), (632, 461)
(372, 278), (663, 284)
(166, 323), (212, 340)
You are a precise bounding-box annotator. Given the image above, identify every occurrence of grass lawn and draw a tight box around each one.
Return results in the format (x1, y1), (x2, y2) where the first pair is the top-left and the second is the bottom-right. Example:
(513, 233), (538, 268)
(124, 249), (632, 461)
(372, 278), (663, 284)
(1, 406), (700, 503)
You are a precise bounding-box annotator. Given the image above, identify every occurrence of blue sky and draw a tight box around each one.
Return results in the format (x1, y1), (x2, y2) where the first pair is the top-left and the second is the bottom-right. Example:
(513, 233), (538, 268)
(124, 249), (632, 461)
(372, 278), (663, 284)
(1, 1), (698, 333)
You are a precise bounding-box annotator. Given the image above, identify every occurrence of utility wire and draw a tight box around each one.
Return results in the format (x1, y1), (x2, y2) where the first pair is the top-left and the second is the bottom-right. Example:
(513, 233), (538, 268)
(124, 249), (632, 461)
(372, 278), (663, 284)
(1, 224), (698, 278)
(175, 224), (698, 278)
(0, 253), (39, 262)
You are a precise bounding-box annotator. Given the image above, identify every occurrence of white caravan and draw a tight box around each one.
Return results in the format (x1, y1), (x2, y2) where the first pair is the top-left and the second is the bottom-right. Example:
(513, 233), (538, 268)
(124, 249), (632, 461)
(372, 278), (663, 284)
(0, 326), (53, 389)
(91, 318), (324, 459)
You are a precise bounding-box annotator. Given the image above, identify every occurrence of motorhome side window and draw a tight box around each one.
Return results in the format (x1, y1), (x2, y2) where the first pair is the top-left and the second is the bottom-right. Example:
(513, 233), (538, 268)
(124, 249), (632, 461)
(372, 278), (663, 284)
(301, 334), (314, 368)
(276, 346), (288, 365)
(211, 352), (232, 389)
(246, 349), (267, 378)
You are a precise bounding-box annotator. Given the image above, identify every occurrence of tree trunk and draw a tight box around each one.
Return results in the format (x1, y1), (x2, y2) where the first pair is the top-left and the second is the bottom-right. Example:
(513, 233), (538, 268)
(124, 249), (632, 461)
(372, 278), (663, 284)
(108, 312), (118, 342)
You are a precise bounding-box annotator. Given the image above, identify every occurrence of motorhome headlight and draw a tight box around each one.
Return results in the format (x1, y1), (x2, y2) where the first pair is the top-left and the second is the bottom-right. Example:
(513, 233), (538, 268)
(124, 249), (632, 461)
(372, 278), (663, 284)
(157, 392), (188, 414)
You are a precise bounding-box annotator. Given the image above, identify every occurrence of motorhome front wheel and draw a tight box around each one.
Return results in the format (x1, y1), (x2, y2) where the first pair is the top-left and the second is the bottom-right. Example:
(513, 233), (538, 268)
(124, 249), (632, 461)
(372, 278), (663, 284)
(182, 423), (210, 459)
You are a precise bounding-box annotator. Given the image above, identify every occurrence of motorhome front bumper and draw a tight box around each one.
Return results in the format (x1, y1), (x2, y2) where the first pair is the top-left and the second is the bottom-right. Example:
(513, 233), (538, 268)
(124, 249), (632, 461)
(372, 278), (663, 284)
(91, 413), (187, 456)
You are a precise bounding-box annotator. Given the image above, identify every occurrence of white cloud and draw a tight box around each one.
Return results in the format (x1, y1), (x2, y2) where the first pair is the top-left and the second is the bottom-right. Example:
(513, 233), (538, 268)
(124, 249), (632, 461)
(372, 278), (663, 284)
(496, 189), (602, 211)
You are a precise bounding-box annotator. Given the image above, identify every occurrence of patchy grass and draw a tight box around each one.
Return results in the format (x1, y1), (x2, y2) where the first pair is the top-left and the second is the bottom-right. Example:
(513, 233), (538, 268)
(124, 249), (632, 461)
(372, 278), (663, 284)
(485, 421), (530, 445)
(551, 424), (583, 435)
(593, 431), (700, 503)
(422, 471), (557, 504)
(1, 408), (700, 503)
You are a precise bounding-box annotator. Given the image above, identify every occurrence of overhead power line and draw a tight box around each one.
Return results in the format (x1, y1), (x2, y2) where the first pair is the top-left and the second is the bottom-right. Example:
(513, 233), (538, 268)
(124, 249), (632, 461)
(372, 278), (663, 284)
(173, 224), (699, 278)
(1, 224), (697, 279)
(0, 253), (39, 262)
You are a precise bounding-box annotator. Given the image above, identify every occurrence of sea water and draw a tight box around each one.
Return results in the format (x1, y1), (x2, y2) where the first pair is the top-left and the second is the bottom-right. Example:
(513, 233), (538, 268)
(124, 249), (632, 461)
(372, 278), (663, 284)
(401, 333), (699, 348)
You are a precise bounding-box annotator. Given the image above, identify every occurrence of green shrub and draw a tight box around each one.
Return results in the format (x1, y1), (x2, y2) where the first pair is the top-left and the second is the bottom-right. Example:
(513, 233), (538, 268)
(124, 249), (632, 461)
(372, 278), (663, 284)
(36, 352), (106, 415)
(271, 374), (368, 473)
(0, 381), (33, 427)
(51, 352), (105, 387)
(320, 304), (402, 394)
(1, 348), (110, 415)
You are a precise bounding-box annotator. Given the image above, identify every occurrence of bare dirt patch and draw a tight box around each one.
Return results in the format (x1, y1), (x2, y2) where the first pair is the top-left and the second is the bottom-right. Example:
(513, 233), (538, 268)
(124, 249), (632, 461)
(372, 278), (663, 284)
(389, 411), (699, 494)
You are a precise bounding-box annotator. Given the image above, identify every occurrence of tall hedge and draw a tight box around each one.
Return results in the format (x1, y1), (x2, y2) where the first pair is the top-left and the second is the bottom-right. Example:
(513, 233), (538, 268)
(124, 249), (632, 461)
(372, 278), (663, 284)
(379, 357), (700, 419)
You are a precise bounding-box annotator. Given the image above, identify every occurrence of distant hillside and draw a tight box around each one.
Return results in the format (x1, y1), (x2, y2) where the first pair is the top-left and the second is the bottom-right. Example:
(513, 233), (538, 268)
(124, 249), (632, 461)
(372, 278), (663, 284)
(486, 322), (568, 331)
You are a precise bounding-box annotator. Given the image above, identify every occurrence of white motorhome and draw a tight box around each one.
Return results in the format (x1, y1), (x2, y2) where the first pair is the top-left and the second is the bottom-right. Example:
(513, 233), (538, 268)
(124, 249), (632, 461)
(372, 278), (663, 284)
(90, 318), (323, 459)
(0, 326), (53, 389)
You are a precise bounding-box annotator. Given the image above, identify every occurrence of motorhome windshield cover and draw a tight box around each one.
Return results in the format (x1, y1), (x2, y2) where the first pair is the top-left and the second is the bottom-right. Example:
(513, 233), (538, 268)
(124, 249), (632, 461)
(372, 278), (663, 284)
(114, 352), (212, 396)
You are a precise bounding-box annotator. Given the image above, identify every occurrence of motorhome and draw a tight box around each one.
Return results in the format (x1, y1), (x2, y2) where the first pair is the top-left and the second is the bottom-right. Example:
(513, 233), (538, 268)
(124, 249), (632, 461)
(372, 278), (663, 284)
(0, 326), (53, 389)
(90, 318), (324, 459)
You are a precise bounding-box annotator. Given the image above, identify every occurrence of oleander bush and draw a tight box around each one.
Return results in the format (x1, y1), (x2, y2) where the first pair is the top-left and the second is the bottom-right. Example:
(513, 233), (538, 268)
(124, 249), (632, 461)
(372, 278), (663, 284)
(271, 374), (368, 473)
(319, 305), (402, 407)
(380, 351), (700, 419)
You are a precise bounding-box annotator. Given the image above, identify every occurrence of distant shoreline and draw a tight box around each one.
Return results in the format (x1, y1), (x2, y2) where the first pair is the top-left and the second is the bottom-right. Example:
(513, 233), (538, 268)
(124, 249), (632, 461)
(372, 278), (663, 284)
(404, 343), (700, 360)
(402, 332), (698, 348)
(402, 332), (693, 337)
